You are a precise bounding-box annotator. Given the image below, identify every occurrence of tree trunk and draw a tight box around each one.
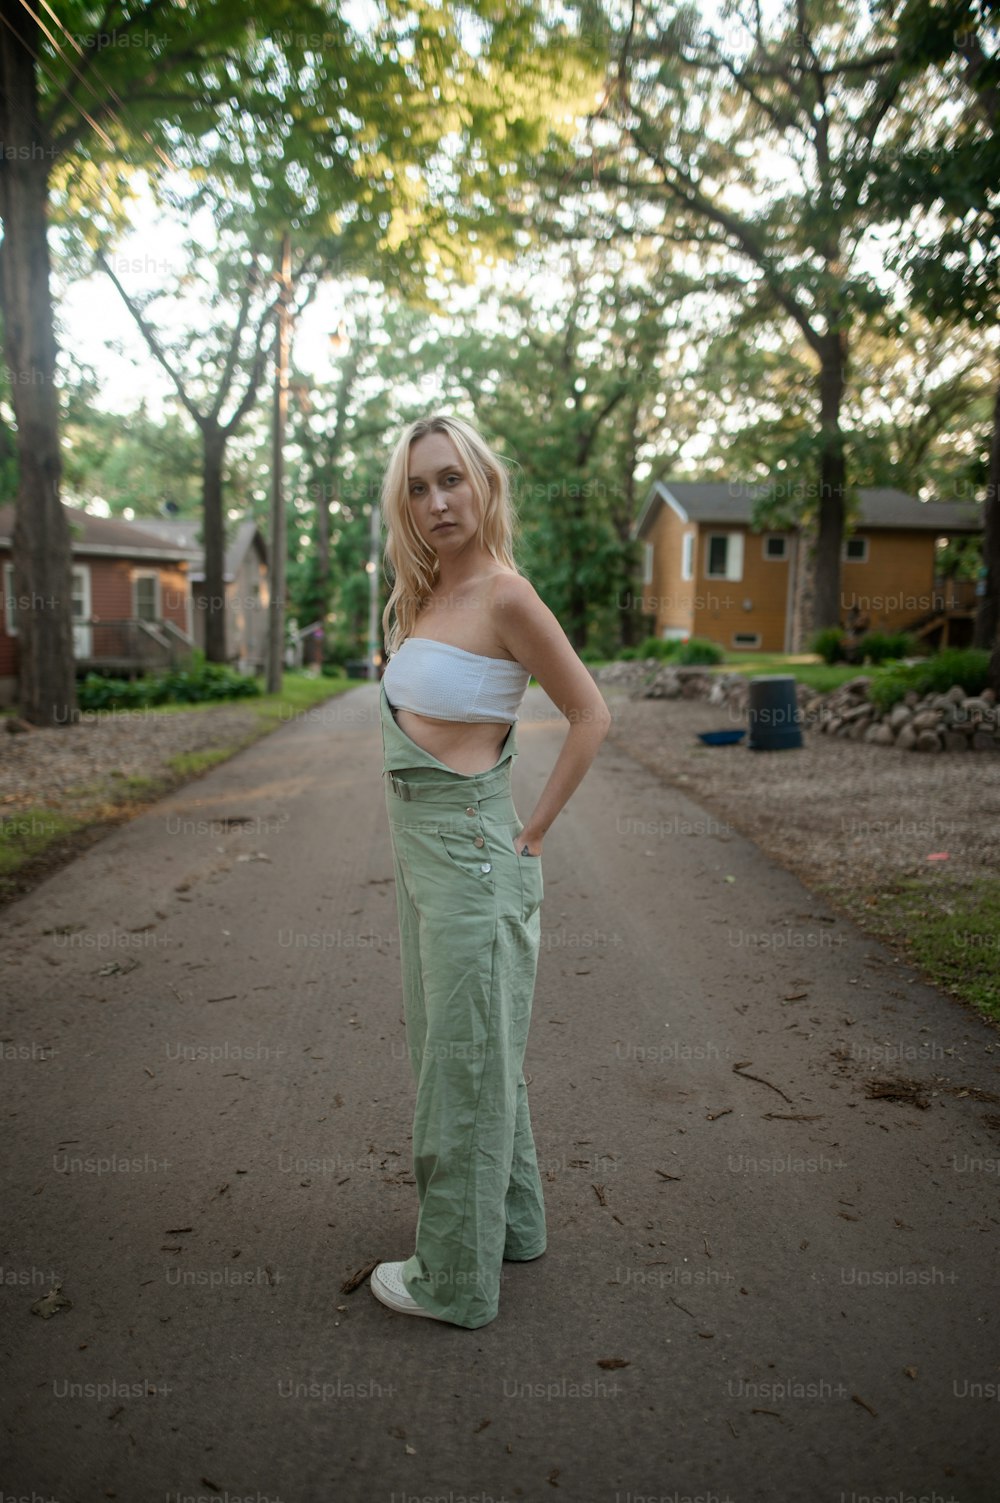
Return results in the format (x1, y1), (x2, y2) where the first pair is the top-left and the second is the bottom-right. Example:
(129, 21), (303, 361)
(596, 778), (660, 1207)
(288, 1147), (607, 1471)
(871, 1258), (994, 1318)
(813, 330), (848, 639)
(314, 473), (333, 666)
(974, 355), (1000, 698)
(202, 425), (227, 663)
(0, 0), (77, 725)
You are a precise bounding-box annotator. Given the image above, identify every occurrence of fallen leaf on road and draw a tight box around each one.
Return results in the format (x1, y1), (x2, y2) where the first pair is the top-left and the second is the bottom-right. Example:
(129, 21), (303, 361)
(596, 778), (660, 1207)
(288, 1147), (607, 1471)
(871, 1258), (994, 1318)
(596, 1358), (630, 1369)
(852, 1393), (878, 1417)
(30, 1285), (72, 1319)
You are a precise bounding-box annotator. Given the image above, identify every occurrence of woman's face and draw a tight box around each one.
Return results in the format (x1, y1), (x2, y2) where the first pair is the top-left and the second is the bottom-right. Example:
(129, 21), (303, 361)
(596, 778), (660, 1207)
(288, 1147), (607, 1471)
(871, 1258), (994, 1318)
(406, 431), (480, 553)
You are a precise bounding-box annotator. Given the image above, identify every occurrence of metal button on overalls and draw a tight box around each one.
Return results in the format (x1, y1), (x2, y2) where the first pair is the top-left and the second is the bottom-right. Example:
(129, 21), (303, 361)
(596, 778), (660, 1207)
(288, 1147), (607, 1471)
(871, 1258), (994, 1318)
(379, 681), (546, 1329)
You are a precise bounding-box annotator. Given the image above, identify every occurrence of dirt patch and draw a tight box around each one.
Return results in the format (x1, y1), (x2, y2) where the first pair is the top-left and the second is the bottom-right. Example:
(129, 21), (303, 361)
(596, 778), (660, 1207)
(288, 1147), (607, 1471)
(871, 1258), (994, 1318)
(601, 687), (1000, 896)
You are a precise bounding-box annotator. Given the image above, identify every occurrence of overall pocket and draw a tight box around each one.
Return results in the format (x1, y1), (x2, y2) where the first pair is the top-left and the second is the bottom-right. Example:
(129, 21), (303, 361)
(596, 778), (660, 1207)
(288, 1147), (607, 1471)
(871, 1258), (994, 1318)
(437, 828), (497, 893)
(516, 848), (544, 922)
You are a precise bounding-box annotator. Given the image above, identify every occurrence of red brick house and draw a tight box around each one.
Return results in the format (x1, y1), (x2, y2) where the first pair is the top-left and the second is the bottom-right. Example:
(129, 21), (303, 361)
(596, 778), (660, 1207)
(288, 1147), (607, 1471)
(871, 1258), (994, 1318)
(0, 505), (199, 705)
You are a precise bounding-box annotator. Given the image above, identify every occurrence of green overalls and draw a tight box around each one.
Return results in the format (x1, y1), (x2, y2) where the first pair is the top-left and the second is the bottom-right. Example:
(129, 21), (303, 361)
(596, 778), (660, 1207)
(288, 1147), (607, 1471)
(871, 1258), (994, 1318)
(379, 679), (547, 1328)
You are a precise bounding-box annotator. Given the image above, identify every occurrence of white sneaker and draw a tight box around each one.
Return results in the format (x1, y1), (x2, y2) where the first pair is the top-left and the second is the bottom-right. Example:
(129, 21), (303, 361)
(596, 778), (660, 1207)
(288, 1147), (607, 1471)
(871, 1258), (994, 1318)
(370, 1261), (450, 1322)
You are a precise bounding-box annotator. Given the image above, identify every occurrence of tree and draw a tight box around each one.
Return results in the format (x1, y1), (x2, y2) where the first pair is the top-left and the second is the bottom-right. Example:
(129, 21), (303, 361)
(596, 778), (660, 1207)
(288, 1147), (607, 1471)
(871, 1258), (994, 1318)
(439, 235), (700, 651)
(96, 228), (318, 661)
(860, 0), (1000, 687)
(563, 0), (926, 645)
(0, 0), (600, 721)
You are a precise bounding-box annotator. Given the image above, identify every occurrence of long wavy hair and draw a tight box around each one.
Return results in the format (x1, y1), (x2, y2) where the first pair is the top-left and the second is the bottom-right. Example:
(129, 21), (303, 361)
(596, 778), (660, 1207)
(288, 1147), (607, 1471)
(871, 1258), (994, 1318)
(379, 412), (524, 658)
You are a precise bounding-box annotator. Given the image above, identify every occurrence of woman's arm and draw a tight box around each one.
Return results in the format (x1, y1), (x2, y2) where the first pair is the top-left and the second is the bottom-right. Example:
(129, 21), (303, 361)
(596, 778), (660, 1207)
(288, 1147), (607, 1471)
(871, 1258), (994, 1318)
(492, 575), (613, 855)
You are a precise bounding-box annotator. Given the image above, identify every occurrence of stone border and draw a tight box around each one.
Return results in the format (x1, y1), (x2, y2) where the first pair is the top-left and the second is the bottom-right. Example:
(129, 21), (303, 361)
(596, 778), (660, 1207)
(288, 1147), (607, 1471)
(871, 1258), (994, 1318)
(593, 660), (1000, 753)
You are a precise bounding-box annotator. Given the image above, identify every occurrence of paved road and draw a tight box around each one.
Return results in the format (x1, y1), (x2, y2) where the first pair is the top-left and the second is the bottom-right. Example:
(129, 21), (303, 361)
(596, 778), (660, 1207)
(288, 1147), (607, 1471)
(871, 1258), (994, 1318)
(2, 683), (998, 1503)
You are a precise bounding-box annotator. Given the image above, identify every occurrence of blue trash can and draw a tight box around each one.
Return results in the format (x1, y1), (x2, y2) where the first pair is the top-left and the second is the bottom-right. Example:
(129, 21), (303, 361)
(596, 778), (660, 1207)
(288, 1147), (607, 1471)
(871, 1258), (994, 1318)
(747, 674), (803, 751)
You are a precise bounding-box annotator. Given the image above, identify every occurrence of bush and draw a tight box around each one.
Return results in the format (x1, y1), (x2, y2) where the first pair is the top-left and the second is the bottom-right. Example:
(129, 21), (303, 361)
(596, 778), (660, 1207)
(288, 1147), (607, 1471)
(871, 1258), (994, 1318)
(811, 627), (847, 664)
(856, 630), (920, 665)
(867, 647), (991, 711)
(617, 647), (639, 661)
(676, 637), (724, 665)
(636, 636), (681, 661)
(78, 658), (262, 712)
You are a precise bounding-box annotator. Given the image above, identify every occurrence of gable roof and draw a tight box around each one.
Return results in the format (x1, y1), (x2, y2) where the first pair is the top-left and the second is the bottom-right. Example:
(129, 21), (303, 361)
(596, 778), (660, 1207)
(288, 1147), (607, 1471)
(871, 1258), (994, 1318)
(0, 504), (202, 561)
(633, 481), (984, 541)
(150, 516), (267, 582)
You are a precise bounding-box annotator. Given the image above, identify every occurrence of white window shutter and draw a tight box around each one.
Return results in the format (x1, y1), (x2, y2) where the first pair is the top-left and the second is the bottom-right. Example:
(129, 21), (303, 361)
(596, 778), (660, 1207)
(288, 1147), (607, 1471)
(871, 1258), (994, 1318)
(726, 532), (744, 581)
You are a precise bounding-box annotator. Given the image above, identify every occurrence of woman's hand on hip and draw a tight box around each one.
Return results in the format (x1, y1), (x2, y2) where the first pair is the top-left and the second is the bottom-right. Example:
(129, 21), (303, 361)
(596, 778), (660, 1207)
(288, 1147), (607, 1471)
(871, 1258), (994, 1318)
(513, 829), (543, 857)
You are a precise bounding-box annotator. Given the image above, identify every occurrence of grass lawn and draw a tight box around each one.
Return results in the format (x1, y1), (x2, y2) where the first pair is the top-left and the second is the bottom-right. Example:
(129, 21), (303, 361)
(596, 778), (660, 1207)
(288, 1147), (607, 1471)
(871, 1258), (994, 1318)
(588, 651), (864, 694)
(819, 871), (1000, 1025)
(0, 672), (353, 900)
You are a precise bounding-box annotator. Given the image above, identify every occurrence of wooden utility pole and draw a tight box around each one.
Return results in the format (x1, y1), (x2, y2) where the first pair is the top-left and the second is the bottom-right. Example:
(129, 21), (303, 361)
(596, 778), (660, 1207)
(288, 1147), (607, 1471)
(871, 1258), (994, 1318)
(266, 232), (292, 693)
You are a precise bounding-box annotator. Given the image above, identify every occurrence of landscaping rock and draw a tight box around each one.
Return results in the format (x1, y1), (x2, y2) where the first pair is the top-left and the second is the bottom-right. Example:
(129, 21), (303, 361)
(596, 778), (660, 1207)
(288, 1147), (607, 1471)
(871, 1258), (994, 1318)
(915, 730), (943, 752)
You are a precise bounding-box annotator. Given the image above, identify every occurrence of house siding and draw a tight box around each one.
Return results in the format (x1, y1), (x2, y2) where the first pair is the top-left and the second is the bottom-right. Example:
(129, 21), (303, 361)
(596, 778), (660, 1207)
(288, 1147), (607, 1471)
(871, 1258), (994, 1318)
(840, 529), (941, 630)
(639, 503), (696, 638)
(691, 526), (791, 652)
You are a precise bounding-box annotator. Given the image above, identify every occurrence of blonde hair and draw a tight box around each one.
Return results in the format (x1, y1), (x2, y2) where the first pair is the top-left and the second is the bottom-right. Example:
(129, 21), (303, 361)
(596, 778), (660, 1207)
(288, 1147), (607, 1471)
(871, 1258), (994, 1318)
(379, 412), (524, 657)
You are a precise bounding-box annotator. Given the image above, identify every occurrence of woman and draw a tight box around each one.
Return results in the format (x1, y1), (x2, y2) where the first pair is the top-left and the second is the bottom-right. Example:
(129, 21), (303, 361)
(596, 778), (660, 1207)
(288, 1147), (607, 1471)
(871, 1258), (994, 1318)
(371, 411), (612, 1329)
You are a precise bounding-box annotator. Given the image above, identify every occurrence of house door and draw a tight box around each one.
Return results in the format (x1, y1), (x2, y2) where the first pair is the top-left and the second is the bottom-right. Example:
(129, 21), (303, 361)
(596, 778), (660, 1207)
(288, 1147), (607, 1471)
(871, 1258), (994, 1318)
(72, 565), (92, 658)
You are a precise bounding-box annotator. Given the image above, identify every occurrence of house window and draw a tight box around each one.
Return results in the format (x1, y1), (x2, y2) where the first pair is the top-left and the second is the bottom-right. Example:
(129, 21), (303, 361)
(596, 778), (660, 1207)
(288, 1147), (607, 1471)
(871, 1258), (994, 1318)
(762, 535), (787, 560)
(3, 562), (17, 635)
(133, 571), (160, 621)
(681, 532), (694, 581)
(843, 536), (868, 562)
(642, 542), (654, 585)
(705, 532), (744, 581)
(732, 632), (761, 648)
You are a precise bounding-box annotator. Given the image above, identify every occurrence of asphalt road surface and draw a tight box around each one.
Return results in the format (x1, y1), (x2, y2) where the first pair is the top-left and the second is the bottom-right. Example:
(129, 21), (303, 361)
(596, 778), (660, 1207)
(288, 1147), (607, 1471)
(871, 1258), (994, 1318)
(2, 683), (998, 1503)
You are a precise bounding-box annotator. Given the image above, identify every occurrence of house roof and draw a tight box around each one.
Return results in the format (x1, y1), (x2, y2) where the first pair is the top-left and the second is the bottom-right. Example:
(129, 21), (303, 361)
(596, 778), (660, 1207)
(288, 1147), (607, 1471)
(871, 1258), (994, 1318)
(150, 515), (267, 582)
(0, 504), (202, 561)
(632, 481), (984, 541)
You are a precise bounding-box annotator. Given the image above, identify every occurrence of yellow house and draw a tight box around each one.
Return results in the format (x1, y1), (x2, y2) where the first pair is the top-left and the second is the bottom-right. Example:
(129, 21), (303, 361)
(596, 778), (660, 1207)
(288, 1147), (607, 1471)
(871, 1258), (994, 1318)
(631, 481), (983, 653)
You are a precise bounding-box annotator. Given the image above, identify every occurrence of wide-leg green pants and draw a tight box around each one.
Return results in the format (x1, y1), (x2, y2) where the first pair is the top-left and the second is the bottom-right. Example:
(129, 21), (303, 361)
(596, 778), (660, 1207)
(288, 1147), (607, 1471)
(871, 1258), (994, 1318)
(379, 680), (547, 1328)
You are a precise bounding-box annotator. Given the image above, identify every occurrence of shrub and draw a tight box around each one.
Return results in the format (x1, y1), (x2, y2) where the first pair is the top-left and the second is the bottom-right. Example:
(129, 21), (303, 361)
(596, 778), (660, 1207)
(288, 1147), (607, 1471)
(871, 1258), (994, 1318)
(857, 630), (919, 665)
(676, 637), (724, 665)
(617, 647), (639, 661)
(811, 627), (847, 664)
(867, 647), (991, 711)
(636, 636), (682, 661)
(78, 659), (262, 712)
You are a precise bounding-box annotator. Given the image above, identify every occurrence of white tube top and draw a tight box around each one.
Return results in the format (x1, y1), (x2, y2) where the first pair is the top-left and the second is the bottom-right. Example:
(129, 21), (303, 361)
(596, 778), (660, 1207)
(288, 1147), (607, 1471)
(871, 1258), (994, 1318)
(382, 637), (531, 723)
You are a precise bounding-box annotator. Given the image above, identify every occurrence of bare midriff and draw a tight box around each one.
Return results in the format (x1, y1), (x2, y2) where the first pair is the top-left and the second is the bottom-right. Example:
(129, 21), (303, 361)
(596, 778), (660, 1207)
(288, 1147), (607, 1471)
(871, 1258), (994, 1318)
(390, 568), (520, 775)
(392, 706), (513, 776)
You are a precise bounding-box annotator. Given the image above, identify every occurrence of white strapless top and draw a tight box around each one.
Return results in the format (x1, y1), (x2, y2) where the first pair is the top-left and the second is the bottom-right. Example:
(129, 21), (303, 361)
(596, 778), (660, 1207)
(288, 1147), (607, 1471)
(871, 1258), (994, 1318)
(382, 637), (531, 724)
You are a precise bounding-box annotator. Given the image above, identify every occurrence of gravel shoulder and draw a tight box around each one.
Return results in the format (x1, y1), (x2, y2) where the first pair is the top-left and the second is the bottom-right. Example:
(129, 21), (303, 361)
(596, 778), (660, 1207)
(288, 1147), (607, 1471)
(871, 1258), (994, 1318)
(600, 684), (1000, 1020)
(0, 685), (341, 902)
